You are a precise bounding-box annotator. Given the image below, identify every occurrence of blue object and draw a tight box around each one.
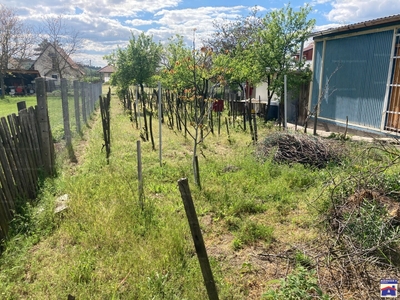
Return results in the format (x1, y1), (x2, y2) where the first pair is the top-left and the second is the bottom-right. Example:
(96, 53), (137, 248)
(266, 101), (279, 121)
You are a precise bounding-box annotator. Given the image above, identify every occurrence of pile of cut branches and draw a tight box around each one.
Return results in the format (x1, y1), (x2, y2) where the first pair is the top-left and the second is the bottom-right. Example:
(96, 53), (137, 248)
(256, 131), (343, 168)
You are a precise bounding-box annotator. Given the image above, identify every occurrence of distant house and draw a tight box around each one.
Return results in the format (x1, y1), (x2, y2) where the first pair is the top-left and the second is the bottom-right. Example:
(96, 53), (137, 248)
(33, 43), (84, 85)
(8, 57), (35, 70)
(295, 43), (313, 67)
(98, 65), (115, 83)
(309, 14), (400, 134)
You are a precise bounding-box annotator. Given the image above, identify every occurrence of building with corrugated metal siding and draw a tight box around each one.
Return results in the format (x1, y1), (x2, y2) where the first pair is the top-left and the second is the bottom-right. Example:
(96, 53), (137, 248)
(309, 14), (400, 134)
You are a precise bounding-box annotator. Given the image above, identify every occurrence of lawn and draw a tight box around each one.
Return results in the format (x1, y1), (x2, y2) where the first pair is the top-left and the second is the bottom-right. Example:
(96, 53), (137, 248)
(0, 94), (86, 142)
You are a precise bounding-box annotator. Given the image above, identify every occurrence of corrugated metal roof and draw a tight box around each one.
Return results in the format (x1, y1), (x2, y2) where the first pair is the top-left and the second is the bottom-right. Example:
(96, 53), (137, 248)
(311, 14), (400, 38)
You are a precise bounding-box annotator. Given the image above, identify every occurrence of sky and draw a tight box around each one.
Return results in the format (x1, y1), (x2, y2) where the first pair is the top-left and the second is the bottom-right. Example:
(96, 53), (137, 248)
(3, 0), (400, 67)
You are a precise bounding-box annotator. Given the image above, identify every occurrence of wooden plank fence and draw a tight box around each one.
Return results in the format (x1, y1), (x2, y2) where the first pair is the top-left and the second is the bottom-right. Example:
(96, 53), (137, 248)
(0, 78), (55, 240)
(0, 78), (103, 240)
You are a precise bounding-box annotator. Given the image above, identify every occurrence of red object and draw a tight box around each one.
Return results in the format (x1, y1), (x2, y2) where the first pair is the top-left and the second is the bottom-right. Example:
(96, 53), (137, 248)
(16, 86), (23, 94)
(245, 82), (253, 98)
(213, 100), (224, 112)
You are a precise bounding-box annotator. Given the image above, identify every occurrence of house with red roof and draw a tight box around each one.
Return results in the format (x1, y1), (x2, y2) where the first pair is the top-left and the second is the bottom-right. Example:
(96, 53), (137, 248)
(98, 65), (115, 83)
(33, 43), (84, 85)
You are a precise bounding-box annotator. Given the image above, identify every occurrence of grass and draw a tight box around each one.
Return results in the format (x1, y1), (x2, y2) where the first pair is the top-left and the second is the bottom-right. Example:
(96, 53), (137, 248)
(0, 96), (37, 116)
(0, 92), (87, 142)
(0, 89), (398, 299)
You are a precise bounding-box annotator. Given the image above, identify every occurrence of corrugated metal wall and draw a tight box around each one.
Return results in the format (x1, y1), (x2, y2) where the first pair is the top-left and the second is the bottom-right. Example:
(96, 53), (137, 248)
(311, 30), (393, 129)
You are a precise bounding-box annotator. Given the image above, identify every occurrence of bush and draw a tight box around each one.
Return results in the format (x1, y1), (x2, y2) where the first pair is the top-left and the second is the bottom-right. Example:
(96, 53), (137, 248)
(233, 220), (274, 250)
(263, 266), (330, 300)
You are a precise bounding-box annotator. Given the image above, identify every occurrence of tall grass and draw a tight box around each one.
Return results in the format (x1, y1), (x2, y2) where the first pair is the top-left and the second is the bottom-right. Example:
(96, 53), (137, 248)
(1, 91), (392, 299)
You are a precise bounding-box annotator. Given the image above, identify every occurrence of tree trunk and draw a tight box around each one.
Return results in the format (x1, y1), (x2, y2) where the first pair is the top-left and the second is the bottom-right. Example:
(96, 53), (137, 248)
(192, 131), (200, 188)
(149, 93), (155, 150)
(0, 73), (5, 99)
(248, 97), (254, 139)
(264, 75), (272, 123)
(140, 83), (149, 141)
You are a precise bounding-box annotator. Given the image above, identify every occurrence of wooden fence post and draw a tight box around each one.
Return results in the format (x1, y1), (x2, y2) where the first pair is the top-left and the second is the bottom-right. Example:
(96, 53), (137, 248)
(73, 80), (81, 133)
(17, 101), (26, 112)
(61, 78), (72, 147)
(225, 117), (230, 137)
(99, 92), (111, 162)
(178, 178), (219, 300)
(313, 103), (318, 136)
(35, 77), (54, 175)
(253, 112), (258, 143)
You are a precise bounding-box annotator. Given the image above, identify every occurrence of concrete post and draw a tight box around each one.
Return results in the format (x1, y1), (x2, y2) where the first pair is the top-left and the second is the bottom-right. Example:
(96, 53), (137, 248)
(73, 80), (81, 133)
(61, 78), (72, 146)
(80, 81), (87, 124)
(35, 77), (54, 175)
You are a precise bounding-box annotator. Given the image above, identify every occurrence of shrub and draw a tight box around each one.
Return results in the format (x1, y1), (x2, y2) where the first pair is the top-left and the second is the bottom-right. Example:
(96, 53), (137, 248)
(263, 266), (330, 299)
(233, 220), (274, 250)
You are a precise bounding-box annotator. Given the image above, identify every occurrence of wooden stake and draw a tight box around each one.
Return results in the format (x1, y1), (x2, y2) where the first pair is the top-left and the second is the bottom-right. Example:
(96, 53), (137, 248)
(178, 178), (219, 300)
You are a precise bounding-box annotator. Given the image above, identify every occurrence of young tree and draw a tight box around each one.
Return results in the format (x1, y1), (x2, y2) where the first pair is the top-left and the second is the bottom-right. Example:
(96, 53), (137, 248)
(253, 4), (315, 123)
(36, 15), (82, 80)
(110, 32), (162, 142)
(159, 33), (222, 187)
(0, 4), (34, 99)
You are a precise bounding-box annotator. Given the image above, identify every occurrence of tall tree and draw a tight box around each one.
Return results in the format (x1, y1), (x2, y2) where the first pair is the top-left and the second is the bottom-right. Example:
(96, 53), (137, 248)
(37, 15), (82, 80)
(205, 6), (262, 55)
(34, 38), (49, 56)
(0, 4), (33, 99)
(111, 32), (162, 92)
(254, 4), (315, 122)
(204, 7), (264, 101)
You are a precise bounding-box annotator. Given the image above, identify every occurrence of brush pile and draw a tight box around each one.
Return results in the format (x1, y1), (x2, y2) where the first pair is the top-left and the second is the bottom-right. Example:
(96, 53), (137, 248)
(256, 131), (343, 168)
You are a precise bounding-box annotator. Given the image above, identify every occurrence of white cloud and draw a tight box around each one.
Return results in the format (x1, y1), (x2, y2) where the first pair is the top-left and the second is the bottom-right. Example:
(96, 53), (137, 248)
(326, 0), (400, 23)
(10, 0), (183, 18)
(125, 19), (157, 26)
(0, 0), (272, 67)
(314, 23), (343, 32)
(151, 6), (256, 45)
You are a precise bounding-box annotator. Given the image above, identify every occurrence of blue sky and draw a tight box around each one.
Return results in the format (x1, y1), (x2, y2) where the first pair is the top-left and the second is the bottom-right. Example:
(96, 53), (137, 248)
(3, 0), (400, 66)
